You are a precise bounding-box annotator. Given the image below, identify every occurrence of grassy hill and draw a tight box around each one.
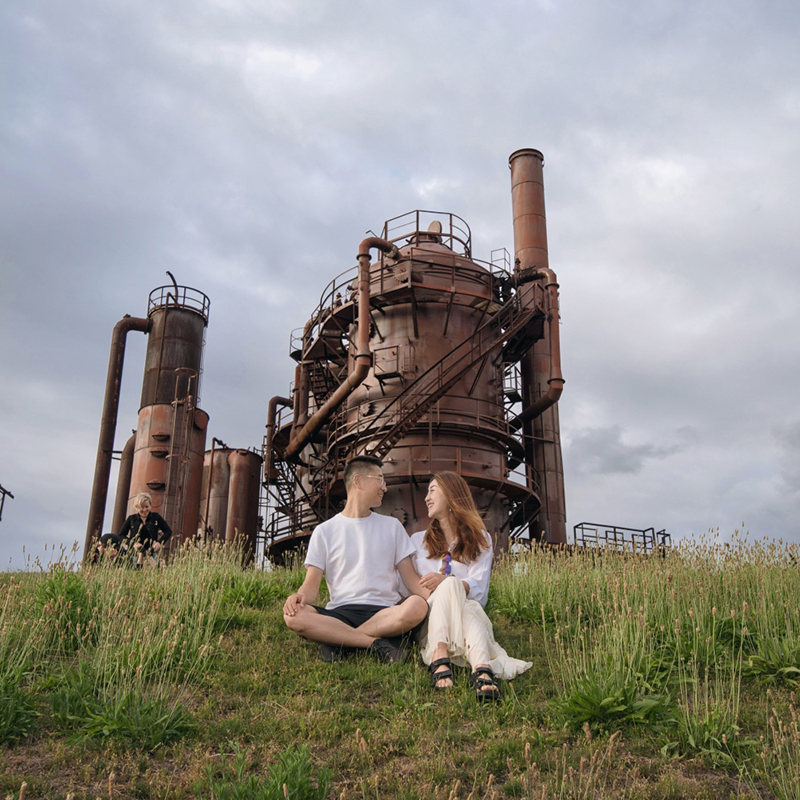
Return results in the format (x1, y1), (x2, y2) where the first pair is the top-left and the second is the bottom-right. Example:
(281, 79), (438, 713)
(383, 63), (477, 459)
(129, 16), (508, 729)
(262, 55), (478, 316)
(1, 534), (798, 799)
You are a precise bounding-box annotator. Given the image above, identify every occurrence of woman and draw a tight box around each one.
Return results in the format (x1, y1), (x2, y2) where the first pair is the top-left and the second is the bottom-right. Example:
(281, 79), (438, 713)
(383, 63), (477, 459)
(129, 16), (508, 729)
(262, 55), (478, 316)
(118, 493), (172, 566)
(412, 472), (531, 701)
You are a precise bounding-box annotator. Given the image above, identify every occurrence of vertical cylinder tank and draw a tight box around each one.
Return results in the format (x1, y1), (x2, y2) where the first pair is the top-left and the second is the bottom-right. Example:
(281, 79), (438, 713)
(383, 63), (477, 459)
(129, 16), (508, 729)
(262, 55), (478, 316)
(198, 446), (232, 542)
(126, 285), (211, 545)
(226, 449), (263, 558)
(198, 447), (262, 558)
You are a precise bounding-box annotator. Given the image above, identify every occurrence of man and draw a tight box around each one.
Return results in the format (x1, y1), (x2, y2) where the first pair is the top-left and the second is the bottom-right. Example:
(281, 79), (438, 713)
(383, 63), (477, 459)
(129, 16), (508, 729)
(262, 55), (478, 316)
(283, 455), (429, 663)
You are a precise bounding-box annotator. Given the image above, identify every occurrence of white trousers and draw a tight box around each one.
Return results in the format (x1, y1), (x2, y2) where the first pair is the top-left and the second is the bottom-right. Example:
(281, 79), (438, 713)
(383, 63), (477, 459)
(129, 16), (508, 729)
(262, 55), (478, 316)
(419, 576), (532, 680)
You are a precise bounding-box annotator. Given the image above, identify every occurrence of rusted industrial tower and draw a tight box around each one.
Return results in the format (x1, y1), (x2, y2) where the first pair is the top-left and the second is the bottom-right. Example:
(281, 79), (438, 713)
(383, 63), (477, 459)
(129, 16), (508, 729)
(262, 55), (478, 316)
(85, 277), (264, 562)
(84, 279), (211, 560)
(264, 149), (566, 560)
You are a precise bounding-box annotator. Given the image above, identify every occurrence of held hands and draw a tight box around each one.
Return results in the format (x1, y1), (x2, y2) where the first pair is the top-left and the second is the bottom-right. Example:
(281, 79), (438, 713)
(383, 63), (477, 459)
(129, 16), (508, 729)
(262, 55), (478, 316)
(283, 593), (306, 616)
(419, 572), (447, 593)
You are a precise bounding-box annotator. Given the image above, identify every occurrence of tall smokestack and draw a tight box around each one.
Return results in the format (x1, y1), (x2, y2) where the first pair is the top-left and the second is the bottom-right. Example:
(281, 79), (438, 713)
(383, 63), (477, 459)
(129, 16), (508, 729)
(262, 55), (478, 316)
(509, 148), (567, 544)
(510, 148), (549, 274)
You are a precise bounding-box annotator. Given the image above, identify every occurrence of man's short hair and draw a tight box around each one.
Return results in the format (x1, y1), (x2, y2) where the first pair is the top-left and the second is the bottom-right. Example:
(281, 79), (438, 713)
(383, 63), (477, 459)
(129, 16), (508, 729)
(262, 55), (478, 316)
(343, 455), (384, 492)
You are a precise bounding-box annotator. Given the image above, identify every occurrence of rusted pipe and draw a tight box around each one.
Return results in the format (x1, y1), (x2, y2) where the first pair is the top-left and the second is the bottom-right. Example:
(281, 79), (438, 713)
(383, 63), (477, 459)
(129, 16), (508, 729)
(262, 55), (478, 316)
(202, 436), (217, 539)
(283, 238), (398, 462)
(84, 314), (150, 560)
(510, 268), (564, 430)
(290, 362), (309, 445)
(266, 396), (292, 468)
(110, 432), (136, 535)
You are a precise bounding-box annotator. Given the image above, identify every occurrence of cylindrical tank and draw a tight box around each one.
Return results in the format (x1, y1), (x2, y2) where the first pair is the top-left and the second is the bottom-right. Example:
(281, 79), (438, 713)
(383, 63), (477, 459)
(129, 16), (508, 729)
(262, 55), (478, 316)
(126, 286), (211, 545)
(198, 446), (233, 542)
(226, 449), (263, 557)
(140, 291), (207, 407)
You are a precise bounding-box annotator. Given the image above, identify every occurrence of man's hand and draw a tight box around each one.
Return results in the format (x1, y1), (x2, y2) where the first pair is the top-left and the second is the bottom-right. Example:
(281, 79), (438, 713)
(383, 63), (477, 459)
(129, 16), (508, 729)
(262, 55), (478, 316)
(419, 572), (447, 593)
(283, 593), (306, 617)
(153, 541), (162, 553)
(283, 566), (322, 618)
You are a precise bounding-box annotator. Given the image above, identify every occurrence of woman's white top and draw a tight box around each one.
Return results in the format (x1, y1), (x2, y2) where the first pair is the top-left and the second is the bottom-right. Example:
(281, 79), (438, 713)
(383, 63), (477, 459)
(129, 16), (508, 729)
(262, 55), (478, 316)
(410, 529), (493, 607)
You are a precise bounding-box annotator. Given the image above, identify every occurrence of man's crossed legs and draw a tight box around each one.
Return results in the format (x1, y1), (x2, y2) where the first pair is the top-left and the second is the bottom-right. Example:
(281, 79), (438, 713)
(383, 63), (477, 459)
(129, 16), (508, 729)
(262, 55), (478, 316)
(284, 595), (428, 663)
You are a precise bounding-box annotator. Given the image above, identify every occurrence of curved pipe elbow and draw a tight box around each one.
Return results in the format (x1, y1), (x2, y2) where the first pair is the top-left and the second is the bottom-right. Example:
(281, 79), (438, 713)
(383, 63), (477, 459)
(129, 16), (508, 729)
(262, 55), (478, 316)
(266, 395), (292, 450)
(510, 379), (564, 431)
(84, 314), (150, 560)
(358, 238), (400, 262)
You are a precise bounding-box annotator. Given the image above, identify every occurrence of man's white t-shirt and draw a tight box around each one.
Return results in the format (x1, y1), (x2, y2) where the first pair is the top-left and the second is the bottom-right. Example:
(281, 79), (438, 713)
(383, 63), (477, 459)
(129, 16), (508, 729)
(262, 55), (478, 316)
(305, 512), (416, 609)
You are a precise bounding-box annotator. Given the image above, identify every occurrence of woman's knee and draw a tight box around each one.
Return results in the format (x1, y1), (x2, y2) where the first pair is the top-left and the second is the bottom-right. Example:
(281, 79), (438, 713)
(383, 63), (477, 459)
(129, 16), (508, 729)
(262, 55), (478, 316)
(436, 576), (466, 603)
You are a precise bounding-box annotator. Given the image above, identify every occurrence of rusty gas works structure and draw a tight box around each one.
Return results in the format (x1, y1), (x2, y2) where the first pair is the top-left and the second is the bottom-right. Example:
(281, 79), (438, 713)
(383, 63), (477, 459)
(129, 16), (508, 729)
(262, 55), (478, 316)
(84, 276), (262, 562)
(264, 148), (567, 562)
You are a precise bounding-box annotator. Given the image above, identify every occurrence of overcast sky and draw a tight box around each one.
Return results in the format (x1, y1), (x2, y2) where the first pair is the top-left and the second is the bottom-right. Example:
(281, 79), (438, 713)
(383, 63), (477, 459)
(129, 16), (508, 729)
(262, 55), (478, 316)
(2, 0), (799, 569)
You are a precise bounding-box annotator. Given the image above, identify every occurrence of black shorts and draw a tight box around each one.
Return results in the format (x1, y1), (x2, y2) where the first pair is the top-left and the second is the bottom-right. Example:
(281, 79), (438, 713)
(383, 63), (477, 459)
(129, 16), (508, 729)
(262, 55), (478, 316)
(313, 600), (428, 638)
(313, 603), (387, 628)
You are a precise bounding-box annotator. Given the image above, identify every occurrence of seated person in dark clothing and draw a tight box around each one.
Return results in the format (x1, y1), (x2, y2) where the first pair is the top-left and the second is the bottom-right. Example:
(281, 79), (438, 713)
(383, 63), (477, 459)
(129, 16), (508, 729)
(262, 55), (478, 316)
(97, 532), (127, 562)
(119, 492), (172, 566)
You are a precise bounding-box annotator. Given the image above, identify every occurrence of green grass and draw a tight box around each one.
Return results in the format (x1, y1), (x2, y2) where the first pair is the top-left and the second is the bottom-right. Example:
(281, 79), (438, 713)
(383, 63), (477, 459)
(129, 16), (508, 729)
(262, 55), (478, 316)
(1, 532), (799, 798)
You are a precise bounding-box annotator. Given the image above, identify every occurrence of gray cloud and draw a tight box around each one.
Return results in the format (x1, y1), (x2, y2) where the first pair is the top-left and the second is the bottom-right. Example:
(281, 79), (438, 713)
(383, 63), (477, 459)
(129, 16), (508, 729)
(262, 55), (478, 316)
(567, 425), (682, 475)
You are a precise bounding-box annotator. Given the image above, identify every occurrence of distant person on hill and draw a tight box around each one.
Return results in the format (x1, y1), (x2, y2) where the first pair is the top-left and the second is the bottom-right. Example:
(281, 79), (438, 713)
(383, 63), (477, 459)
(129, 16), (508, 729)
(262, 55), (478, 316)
(96, 532), (126, 562)
(118, 492), (172, 567)
(282, 455), (429, 664)
(409, 472), (532, 701)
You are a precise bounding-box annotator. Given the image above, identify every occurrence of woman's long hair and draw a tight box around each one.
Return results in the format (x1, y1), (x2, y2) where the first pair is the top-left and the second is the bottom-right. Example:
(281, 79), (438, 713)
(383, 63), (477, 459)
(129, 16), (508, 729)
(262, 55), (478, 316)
(423, 472), (489, 564)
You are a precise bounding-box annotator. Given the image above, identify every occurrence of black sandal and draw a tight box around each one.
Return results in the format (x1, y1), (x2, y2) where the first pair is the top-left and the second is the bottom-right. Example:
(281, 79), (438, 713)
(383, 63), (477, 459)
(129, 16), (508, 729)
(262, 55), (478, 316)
(471, 666), (500, 702)
(428, 657), (454, 690)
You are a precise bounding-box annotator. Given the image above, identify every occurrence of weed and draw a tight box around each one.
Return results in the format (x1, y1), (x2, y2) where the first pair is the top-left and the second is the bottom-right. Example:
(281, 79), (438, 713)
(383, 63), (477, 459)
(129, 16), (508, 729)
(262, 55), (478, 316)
(745, 635), (800, 686)
(553, 668), (671, 733)
(201, 742), (332, 799)
(0, 669), (38, 745)
(71, 690), (194, 750)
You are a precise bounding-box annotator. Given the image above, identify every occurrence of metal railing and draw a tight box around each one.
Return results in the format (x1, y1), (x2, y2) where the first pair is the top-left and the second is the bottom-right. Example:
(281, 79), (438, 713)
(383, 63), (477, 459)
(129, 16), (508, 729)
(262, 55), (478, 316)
(574, 522), (671, 555)
(147, 285), (210, 322)
(381, 210), (472, 257)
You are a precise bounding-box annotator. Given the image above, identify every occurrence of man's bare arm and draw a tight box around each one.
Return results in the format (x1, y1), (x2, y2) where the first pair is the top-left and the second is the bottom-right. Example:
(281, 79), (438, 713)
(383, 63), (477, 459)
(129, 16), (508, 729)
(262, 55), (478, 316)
(283, 565), (324, 616)
(397, 556), (430, 600)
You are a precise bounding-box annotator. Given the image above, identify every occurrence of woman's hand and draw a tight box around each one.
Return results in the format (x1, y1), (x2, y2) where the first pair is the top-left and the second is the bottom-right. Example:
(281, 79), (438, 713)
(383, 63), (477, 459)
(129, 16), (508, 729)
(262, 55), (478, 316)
(419, 572), (447, 592)
(152, 541), (162, 552)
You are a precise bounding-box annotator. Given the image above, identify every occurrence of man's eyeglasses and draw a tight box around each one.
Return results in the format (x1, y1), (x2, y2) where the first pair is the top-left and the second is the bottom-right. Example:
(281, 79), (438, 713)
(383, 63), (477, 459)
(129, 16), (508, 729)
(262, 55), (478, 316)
(360, 474), (387, 487)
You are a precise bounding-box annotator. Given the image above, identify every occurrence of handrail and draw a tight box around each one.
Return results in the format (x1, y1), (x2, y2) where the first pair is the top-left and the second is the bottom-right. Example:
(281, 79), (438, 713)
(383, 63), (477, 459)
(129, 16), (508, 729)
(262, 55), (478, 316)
(573, 522), (671, 554)
(147, 285), (210, 322)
